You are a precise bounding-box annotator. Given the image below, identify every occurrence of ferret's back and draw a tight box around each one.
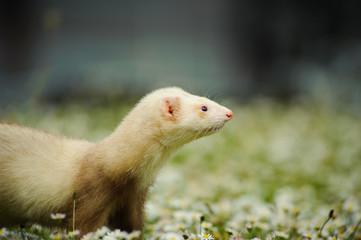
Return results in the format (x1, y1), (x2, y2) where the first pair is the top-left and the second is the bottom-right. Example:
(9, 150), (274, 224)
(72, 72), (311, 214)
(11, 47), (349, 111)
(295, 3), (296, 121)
(0, 124), (91, 224)
(0, 123), (88, 166)
(1, 124), (62, 154)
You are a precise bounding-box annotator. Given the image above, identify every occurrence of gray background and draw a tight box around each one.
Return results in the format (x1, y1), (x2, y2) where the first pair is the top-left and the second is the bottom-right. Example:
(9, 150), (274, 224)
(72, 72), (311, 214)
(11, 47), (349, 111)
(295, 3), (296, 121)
(1, 1), (360, 108)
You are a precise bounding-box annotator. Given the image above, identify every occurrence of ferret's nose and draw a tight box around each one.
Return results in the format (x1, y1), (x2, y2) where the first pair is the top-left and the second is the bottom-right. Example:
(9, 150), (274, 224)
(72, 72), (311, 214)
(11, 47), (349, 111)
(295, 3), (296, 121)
(225, 110), (233, 120)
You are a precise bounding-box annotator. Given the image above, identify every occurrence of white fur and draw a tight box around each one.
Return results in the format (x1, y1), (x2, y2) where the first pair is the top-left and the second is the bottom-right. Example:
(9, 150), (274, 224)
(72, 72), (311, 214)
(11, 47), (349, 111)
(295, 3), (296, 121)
(0, 87), (232, 227)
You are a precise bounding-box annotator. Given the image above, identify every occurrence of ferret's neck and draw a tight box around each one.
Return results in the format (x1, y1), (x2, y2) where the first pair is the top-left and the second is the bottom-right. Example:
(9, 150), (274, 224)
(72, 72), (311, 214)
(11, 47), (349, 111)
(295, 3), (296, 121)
(95, 112), (178, 189)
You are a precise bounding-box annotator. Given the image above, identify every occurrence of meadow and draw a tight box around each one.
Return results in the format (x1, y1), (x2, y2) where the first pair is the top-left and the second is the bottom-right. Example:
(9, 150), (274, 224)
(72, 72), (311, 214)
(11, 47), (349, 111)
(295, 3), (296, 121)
(0, 97), (360, 240)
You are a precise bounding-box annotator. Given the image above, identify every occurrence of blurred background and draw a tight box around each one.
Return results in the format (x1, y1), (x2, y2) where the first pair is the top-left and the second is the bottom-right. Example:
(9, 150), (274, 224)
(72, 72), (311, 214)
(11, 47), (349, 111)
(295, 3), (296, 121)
(1, 2), (361, 237)
(1, 0), (361, 110)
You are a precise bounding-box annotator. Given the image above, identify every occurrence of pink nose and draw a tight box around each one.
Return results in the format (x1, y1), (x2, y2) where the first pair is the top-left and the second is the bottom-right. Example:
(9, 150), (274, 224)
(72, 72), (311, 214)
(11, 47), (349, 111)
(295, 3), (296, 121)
(226, 111), (233, 120)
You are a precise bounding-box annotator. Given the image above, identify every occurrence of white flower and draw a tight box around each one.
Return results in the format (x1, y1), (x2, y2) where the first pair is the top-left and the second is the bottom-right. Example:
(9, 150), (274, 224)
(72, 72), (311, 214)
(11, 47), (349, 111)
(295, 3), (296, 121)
(50, 213), (66, 220)
(146, 201), (162, 222)
(173, 210), (203, 225)
(173, 210), (187, 222)
(127, 230), (141, 239)
(95, 226), (110, 238)
(169, 198), (190, 209)
(190, 211), (203, 222)
(103, 236), (117, 240)
(327, 236), (340, 240)
(176, 224), (186, 231)
(201, 222), (213, 231)
(30, 224), (43, 232)
(0, 228), (9, 237)
(187, 233), (198, 240)
(270, 231), (289, 239)
(51, 233), (64, 240)
(106, 229), (128, 239)
(225, 227), (242, 238)
(198, 233), (214, 240)
(163, 224), (180, 232)
(343, 198), (359, 213)
(68, 230), (80, 237)
(161, 232), (184, 240)
(245, 223), (252, 229)
(80, 232), (94, 240)
(301, 232), (313, 239)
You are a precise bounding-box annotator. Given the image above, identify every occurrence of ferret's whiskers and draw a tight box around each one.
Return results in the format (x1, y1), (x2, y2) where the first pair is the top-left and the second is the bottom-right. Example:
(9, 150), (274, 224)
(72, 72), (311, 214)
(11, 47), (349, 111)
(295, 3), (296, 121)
(205, 86), (216, 100)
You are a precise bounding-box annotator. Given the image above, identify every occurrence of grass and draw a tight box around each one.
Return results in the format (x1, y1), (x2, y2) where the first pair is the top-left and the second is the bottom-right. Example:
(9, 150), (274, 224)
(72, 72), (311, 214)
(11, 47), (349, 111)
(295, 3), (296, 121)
(0, 98), (360, 240)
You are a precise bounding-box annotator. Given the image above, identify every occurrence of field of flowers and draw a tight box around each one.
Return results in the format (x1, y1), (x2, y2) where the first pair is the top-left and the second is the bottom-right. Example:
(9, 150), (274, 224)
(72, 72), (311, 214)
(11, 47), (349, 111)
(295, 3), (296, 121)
(1, 98), (360, 240)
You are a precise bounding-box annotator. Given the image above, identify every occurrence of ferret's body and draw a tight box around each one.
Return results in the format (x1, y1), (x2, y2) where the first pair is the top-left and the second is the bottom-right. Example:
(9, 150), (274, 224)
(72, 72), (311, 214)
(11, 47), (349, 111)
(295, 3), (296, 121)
(0, 87), (232, 234)
(0, 125), (89, 226)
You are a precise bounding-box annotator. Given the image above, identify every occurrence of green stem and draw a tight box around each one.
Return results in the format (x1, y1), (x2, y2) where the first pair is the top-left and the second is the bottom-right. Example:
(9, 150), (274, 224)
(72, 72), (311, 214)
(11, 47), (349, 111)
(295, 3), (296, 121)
(19, 224), (25, 240)
(318, 209), (334, 237)
(348, 218), (361, 240)
(73, 192), (77, 232)
(200, 215), (205, 234)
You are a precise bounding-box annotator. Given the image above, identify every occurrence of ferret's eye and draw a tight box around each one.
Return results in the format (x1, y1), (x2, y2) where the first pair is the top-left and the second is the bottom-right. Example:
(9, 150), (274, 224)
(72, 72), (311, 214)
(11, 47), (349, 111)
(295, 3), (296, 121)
(201, 106), (208, 112)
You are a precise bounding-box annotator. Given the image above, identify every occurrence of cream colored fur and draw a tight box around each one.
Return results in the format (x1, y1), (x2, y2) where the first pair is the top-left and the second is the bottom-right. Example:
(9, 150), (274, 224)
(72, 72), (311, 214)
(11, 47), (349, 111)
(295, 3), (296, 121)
(0, 124), (91, 224)
(0, 87), (232, 233)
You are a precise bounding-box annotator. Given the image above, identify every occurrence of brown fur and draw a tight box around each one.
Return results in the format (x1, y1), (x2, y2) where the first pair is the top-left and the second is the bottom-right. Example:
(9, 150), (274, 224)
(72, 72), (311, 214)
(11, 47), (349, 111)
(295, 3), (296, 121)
(70, 151), (149, 234)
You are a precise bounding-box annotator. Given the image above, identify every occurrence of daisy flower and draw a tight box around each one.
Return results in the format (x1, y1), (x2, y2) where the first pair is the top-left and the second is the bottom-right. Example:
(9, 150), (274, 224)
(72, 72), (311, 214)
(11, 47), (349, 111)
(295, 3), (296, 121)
(106, 229), (129, 239)
(198, 233), (215, 240)
(94, 226), (110, 238)
(103, 236), (117, 240)
(201, 222), (213, 231)
(50, 233), (64, 240)
(0, 228), (9, 237)
(50, 213), (66, 220)
(68, 230), (80, 238)
(80, 232), (94, 240)
(161, 232), (184, 240)
(127, 230), (141, 239)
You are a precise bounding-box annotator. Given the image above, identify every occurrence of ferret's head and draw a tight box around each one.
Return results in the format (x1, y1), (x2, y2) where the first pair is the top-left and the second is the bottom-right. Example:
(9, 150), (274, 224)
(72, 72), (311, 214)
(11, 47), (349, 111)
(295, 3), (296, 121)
(150, 87), (233, 145)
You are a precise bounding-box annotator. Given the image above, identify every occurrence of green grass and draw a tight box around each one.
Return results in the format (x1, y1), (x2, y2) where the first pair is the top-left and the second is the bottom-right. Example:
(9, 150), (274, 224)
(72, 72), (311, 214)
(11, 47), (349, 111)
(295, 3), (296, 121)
(1, 99), (360, 240)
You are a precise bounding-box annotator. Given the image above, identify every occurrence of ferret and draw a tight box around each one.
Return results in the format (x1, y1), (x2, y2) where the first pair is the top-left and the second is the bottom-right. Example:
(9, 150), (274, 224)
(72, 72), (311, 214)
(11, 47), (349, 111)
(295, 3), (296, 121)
(0, 87), (232, 235)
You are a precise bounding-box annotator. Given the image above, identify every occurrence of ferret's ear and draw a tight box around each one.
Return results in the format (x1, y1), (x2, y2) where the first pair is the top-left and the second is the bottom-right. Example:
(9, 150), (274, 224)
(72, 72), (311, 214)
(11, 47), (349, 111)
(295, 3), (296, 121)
(163, 96), (180, 120)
